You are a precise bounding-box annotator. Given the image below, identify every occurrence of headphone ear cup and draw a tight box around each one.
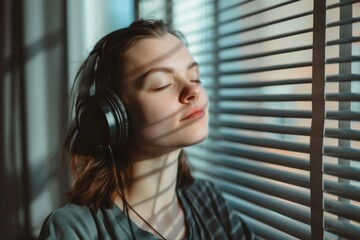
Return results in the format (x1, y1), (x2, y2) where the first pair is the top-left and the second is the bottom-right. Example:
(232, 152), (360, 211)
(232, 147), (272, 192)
(76, 88), (129, 150)
(100, 88), (129, 146)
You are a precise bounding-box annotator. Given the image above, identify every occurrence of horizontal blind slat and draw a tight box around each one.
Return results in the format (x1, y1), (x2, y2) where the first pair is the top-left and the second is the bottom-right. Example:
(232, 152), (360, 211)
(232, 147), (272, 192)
(220, 45), (313, 62)
(324, 198), (360, 222)
(203, 78), (312, 88)
(209, 119), (310, 136)
(190, 161), (310, 206)
(219, 0), (300, 25)
(219, 11), (313, 37)
(209, 132), (310, 153)
(216, 62), (312, 75)
(324, 146), (360, 161)
(324, 217), (360, 240)
(326, 55), (360, 64)
(192, 143), (309, 170)
(324, 128), (360, 141)
(189, 28), (313, 50)
(195, 173), (310, 224)
(324, 180), (360, 201)
(209, 93), (311, 102)
(239, 213), (299, 240)
(326, 17), (360, 27)
(326, 36), (360, 45)
(326, 0), (360, 9)
(326, 92), (360, 101)
(224, 193), (311, 239)
(210, 107), (312, 118)
(218, 28), (313, 49)
(326, 73), (360, 82)
(324, 163), (360, 181)
(326, 110), (360, 120)
(188, 150), (309, 188)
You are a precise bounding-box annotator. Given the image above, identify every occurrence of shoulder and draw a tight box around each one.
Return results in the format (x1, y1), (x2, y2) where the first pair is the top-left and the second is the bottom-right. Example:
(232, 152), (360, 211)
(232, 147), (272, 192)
(43, 204), (94, 225)
(182, 178), (228, 218)
(183, 179), (257, 239)
(186, 178), (224, 203)
(38, 204), (97, 239)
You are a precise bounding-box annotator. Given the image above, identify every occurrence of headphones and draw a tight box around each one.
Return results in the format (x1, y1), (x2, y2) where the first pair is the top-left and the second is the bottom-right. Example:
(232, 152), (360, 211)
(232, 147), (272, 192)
(75, 50), (129, 151)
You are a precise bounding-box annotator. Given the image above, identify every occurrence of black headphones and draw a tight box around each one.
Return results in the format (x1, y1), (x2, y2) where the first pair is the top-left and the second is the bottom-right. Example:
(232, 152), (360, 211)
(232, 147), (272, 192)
(75, 51), (129, 151)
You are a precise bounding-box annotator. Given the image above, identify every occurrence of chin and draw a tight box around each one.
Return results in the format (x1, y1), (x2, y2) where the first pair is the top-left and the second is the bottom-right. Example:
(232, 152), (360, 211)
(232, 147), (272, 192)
(181, 128), (208, 147)
(182, 116), (209, 146)
(191, 135), (208, 145)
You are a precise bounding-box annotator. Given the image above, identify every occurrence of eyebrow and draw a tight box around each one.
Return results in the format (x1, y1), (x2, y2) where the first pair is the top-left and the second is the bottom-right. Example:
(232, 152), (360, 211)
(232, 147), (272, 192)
(140, 61), (199, 80)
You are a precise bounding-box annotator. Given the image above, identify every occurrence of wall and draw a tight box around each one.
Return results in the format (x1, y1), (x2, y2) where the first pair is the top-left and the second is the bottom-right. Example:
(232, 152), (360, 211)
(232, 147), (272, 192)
(0, 0), (134, 238)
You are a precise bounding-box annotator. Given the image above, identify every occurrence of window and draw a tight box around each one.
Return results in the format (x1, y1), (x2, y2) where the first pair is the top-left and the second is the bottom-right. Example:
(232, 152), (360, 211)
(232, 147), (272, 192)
(138, 0), (360, 239)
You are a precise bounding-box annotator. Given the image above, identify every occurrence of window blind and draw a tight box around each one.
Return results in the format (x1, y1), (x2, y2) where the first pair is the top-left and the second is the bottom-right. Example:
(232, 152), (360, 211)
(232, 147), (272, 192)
(323, 1), (360, 239)
(138, 0), (360, 239)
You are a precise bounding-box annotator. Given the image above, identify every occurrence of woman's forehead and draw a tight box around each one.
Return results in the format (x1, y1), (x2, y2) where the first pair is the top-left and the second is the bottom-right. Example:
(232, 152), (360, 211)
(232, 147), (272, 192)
(123, 34), (194, 82)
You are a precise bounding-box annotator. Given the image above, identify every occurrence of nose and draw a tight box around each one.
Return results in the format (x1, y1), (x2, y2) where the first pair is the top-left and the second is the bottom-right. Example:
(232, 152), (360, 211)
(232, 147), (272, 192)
(179, 81), (201, 104)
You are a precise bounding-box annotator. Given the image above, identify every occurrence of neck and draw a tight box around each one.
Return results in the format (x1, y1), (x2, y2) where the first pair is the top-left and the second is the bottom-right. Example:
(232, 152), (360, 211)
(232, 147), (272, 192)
(115, 147), (186, 239)
(125, 148), (181, 210)
(115, 149), (186, 239)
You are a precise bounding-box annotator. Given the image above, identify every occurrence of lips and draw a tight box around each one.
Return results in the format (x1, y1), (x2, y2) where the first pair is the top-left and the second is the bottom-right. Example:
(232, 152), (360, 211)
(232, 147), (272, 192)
(181, 107), (205, 121)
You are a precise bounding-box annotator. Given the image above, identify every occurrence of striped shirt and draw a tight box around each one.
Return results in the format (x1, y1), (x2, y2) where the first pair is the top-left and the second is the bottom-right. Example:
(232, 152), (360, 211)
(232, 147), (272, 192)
(39, 179), (255, 239)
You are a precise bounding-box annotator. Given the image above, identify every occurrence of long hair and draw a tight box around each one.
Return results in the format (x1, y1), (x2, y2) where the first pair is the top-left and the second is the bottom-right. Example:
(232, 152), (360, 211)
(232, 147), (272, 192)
(63, 19), (194, 212)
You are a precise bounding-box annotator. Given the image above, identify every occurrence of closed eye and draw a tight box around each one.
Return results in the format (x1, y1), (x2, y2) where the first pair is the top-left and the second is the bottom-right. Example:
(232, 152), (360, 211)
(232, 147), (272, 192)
(152, 84), (172, 91)
(191, 80), (202, 84)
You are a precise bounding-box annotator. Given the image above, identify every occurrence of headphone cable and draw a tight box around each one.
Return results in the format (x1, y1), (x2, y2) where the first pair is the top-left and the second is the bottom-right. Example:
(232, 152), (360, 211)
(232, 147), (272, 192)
(123, 198), (166, 240)
(108, 146), (166, 239)
(108, 146), (137, 239)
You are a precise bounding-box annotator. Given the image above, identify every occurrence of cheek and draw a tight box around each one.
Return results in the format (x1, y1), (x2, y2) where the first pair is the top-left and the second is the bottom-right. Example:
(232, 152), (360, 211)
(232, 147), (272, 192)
(202, 88), (209, 104)
(128, 97), (178, 132)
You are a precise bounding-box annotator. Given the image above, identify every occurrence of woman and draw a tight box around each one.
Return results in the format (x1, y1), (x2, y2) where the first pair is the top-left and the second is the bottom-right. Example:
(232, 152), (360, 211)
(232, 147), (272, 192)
(39, 19), (255, 240)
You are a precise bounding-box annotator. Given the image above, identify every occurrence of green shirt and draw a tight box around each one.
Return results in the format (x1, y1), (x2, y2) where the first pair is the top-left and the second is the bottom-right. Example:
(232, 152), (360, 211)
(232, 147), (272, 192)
(38, 179), (255, 239)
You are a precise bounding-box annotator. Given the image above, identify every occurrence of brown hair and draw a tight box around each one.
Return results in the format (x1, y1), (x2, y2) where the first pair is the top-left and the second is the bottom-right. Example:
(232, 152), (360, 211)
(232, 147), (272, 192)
(63, 19), (193, 212)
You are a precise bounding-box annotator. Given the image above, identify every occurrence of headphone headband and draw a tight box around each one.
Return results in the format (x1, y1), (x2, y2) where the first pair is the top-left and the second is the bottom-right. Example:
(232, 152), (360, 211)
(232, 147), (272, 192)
(75, 50), (129, 151)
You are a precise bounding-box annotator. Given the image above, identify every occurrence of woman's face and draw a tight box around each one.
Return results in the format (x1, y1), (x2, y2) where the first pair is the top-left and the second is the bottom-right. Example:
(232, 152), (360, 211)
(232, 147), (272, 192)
(122, 33), (208, 152)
